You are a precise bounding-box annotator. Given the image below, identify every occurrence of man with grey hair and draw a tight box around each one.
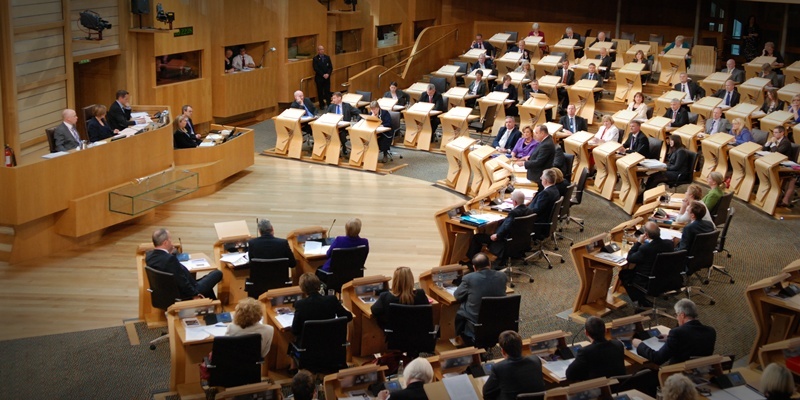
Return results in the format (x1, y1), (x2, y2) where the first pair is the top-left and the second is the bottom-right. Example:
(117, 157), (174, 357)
(633, 298), (716, 364)
(721, 59), (745, 84)
(664, 98), (689, 130)
(377, 357), (433, 399)
(466, 190), (529, 268)
(145, 228), (222, 299)
(419, 83), (444, 133)
(620, 221), (674, 308)
(247, 219), (296, 269)
(524, 124), (556, 187)
(53, 109), (81, 152)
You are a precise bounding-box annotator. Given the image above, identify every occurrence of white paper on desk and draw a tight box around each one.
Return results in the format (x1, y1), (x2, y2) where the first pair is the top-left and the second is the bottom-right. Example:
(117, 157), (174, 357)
(88, 141), (107, 148)
(723, 385), (766, 400)
(198, 142), (215, 147)
(513, 163), (527, 173)
(131, 112), (150, 119)
(42, 151), (69, 159)
(442, 374), (480, 400)
(594, 252), (626, 264)
(756, 151), (771, 157)
(445, 286), (458, 296)
(304, 241), (324, 255)
(470, 213), (506, 223)
(119, 127), (139, 136)
(206, 134), (222, 140)
(660, 228), (682, 241)
(181, 258), (210, 271)
(640, 159), (667, 169)
(204, 324), (228, 337)
(516, 177), (532, 184)
(275, 313), (295, 328)
(641, 336), (665, 351)
(185, 326), (211, 342)
(543, 359), (573, 380)
(220, 253), (248, 266)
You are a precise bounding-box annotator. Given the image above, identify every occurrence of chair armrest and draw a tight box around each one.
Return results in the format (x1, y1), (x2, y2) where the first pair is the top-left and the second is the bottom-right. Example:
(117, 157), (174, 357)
(316, 269), (332, 276)
(204, 356), (216, 368)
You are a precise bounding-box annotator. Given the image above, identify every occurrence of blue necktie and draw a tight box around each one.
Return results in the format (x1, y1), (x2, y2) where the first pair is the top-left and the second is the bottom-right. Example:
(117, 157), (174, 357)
(303, 104), (312, 117)
(337, 105), (341, 115)
(725, 92), (731, 106)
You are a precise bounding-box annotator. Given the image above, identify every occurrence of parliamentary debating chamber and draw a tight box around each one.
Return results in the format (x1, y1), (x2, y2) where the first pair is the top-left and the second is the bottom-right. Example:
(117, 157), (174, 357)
(2, 0), (800, 398)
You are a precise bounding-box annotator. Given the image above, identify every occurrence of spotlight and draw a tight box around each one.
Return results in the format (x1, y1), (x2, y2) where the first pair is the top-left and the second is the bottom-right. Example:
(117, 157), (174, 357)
(156, 3), (176, 30)
(79, 10), (112, 40)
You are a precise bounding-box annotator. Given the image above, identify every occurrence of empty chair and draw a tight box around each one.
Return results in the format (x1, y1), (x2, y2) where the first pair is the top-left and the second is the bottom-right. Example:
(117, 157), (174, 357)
(45, 127), (57, 153)
(454, 61), (469, 85)
(469, 294), (521, 350)
(630, 250), (687, 325)
(503, 213), (537, 287)
(568, 168), (588, 232)
(709, 208), (736, 284)
(384, 111), (404, 162)
(505, 31), (519, 43)
(468, 102), (497, 135)
(355, 90), (372, 102)
(556, 184), (577, 245)
(145, 266), (185, 349)
(649, 34), (664, 46)
(526, 197), (565, 269)
(245, 258), (293, 299)
(384, 303), (438, 357)
(81, 104), (96, 138)
(687, 112), (699, 125)
(316, 245), (367, 295)
(292, 316), (350, 374)
(684, 230), (721, 303)
(751, 129), (769, 145)
(620, 32), (636, 42)
(206, 334), (263, 388)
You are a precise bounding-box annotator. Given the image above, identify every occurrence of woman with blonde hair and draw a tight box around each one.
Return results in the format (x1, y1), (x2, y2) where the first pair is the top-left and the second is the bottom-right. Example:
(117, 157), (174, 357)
(675, 184), (714, 224)
(371, 266), (428, 329)
(703, 171), (726, 212)
(729, 118), (753, 145)
(662, 374), (698, 400)
(761, 363), (795, 400)
(593, 115), (620, 143)
(226, 297), (274, 357)
(515, 60), (536, 82)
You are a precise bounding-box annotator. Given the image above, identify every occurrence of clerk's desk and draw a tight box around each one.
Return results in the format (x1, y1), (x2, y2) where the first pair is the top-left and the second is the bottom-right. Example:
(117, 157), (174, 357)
(342, 275), (391, 358)
(174, 124), (255, 194)
(437, 136), (477, 194)
(420, 264), (469, 342)
(322, 364), (388, 400)
(212, 220), (254, 306)
(286, 226), (330, 284)
(614, 153), (666, 215)
(259, 286), (303, 371)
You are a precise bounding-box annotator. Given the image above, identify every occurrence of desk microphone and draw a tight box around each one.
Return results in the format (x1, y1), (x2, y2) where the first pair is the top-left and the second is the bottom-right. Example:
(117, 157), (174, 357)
(325, 219), (336, 245)
(177, 237), (189, 261)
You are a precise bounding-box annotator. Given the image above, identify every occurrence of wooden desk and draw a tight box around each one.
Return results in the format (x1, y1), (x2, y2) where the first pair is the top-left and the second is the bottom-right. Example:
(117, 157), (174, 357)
(615, 63), (646, 103)
(745, 56), (777, 80)
(658, 355), (729, 386)
(506, 71), (532, 100)
(443, 87), (471, 110)
(178, 125), (255, 194)
(342, 275), (391, 357)
(439, 136), (477, 194)
(348, 118), (387, 171)
(568, 79), (600, 124)
(613, 109), (639, 144)
(615, 152), (647, 214)
(553, 38), (580, 64)
(522, 330), (573, 384)
(464, 68), (497, 90)
(429, 347), (485, 381)
(434, 65), (465, 90)
(440, 107), (477, 152)
(729, 142), (762, 201)
(377, 97), (405, 112)
(589, 141), (623, 200)
(586, 41), (614, 60)
(570, 233), (629, 320)
(658, 47), (689, 86)
(423, 372), (485, 399)
(420, 264), (468, 341)
(571, 58), (607, 80)
(167, 299), (222, 391)
(460, 48), (487, 63)
(495, 52), (523, 78)
(212, 67), (270, 118)
(699, 72), (732, 98)
(672, 124), (703, 154)
(310, 113), (345, 165)
(323, 364), (388, 400)
(342, 93), (369, 110)
(689, 96), (724, 126)
(478, 91), (511, 136)
(785, 61), (800, 85)
(753, 152), (789, 216)
(259, 286), (304, 371)
(488, 33), (512, 55)
(546, 377), (618, 400)
(272, 108), (308, 159)
(760, 110), (794, 134)
(403, 102), (437, 151)
(524, 36), (545, 62)
(287, 226), (328, 284)
(405, 82), (431, 104)
(211, 220), (253, 306)
(641, 117), (671, 158)
(739, 77), (771, 105)
(538, 75), (563, 117)
(536, 55), (565, 80)
(624, 44), (651, 64)
(563, 131), (594, 183)
(777, 82), (800, 103)
(654, 90), (690, 118)
(757, 336), (800, 369)
(519, 94), (552, 127)
(698, 133), (734, 184)
(724, 103), (760, 129)
(467, 145), (497, 197)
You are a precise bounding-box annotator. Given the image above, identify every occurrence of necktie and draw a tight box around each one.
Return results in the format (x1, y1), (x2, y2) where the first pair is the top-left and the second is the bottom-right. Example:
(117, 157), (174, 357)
(303, 104), (312, 117)
(337, 105), (341, 115)
(562, 69), (568, 84)
(712, 120), (717, 133)
(70, 126), (80, 142)
(631, 134), (636, 149)
(570, 118), (575, 132)
(241, 55), (245, 67)
(589, 73), (593, 80)
(725, 92), (731, 106)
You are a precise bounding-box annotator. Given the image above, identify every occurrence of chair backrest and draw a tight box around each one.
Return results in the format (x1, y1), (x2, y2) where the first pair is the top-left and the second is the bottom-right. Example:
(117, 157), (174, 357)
(572, 167), (588, 205)
(673, 151), (698, 186)
(534, 196), (564, 239)
(327, 245), (368, 293)
(686, 230), (721, 274)
(562, 153), (575, 183)
(389, 110), (401, 133)
(429, 76), (447, 94)
(505, 213), (538, 258)
(505, 31), (519, 43)
(45, 127), (57, 153)
(790, 143), (800, 163)
(208, 333), (263, 388)
(716, 207), (734, 252)
(356, 90), (372, 102)
(144, 266), (182, 311)
(752, 129), (769, 145)
(559, 184), (576, 221)
(246, 258), (292, 299)
(517, 391), (547, 400)
(614, 368), (659, 397)
(687, 112), (699, 125)
(620, 32), (636, 42)
(647, 137), (663, 161)
(81, 105), (96, 140)
(710, 191), (733, 225)
(385, 303), (437, 356)
(454, 61), (469, 74)
(776, 74), (786, 88)
(472, 294), (521, 349)
(647, 250), (688, 296)
(297, 316), (350, 373)
(549, 52), (567, 61)
(649, 34), (664, 46)
(471, 103), (497, 132)
(584, 29), (592, 39)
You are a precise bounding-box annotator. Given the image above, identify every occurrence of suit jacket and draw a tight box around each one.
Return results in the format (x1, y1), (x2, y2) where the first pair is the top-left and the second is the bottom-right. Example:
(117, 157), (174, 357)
(419, 91), (445, 112)
(705, 118), (731, 134)
(561, 33), (585, 57)
(665, 148), (691, 175)
(553, 146), (572, 183)
(492, 127), (521, 151)
(247, 234), (297, 268)
(636, 319), (716, 364)
(664, 107), (689, 128)
(370, 288), (429, 329)
(472, 59), (495, 72)
(553, 67), (575, 85)
(673, 81), (705, 100)
(312, 54), (333, 78)
(483, 356), (545, 400)
(471, 41), (496, 58)
(383, 90), (410, 106)
(595, 55), (613, 75)
(327, 102), (358, 122)
(494, 84), (518, 104)
(108, 101), (134, 131)
(525, 135), (556, 184)
(495, 205), (530, 240)
(626, 237), (675, 286)
(560, 115), (588, 133)
(53, 122), (80, 152)
(453, 268), (507, 337)
(714, 89), (741, 108)
(527, 185), (560, 227)
(292, 292), (352, 338)
(765, 138), (792, 157)
(722, 67), (745, 84)
(468, 80), (488, 96)
(675, 219), (715, 252)
(290, 98), (318, 116)
(87, 118), (115, 142)
(581, 71), (604, 88)
(565, 339), (626, 381)
(761, 71), (780, 88)
(623, 131), (652, 159)
(387, 381), (428, 400)
(145, 249), (200, 299)
(174, 129), (200, 149)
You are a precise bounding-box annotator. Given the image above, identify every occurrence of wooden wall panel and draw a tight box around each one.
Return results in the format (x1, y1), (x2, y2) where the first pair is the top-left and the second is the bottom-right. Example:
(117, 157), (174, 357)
(11, 0), (62, 27)
(277, 0), (328, 103)
(410, 0), (440, 21)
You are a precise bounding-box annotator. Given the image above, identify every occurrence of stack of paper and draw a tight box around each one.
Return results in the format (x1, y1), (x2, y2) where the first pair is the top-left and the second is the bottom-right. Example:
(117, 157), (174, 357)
(275, 312), (294, 328)
(543, 359), (573, 380)
(220, 252), (248, 267)
(180, 258), (211, 271)
(442, 374), (479, 400)
(304, 241), (330, 255)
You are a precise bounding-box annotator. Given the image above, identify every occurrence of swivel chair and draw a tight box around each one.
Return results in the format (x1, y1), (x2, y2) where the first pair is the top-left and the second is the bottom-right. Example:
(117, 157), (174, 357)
(684, 230), (721, 303)
(630, 250), (687, 325)
(245, 258), (293, 299)
(469, 294), (521, 352)
(555, 184), (577, 245)
(647, 137), (664, 162)
(715, 207), (734, 259)
(568, 168), (589, 232)
(292, 316), (350, 374)
(206, 333), (263, 388)
(502, 212), (537, 287)
(525, 197), (565, 269)
(667, 151), (699, 189)
(710, 192), (733, 226)
(145, 266), (185, 349)
(316, 245), (367, 295)
(384, 111), (404, 162)
(384, 304), (438, 358)
(45, 127), (57, 153)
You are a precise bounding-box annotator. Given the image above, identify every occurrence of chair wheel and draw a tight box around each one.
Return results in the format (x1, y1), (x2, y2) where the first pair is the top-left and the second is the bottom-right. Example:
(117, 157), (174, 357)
(710, 300), (716, 305)
(702, 279), (709, 284)
(150, 344), (156, 350)
(529, 278), (534, 283)
(569, 242), (574, 246)
(730, 279), (735, 284)
(548, 265), (553, 269)
(510, 283), (515, 288)
(560, 259), (565, 263)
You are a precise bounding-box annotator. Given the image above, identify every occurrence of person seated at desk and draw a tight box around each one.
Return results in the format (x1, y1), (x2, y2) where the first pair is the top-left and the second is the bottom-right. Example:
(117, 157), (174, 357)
(674, 73), (705, 102)
(623, 121), (653, 159)
(181, 105), (201, 141)
(762, 89), (785, 115)
(495, 75), (518, 116)
(493, 116), (521, 155)
(561, 27), (585, 59)
(550, 165), (569, 198)
(646, 134), (691, 189)
(419, 84), (445, 135)
(472, 53), (495, 74)
(553, 60), (575, 112)
(320, 218), (368, 275)
(328, 91), (359, 155)
(515, 60), (536, 82)
(367, 101), (394, 163)
(703, 172), (726, 212)
(483, 330), (545, 400)
(581, 63), (604, 102)
(620, 222), (675, 308)
(721, 59), (745, 84)
(528, 22), (546, 42)
(291, 90), (318, 136)
(524, 125), (556, 187)
(566, 316), (626, 381)
(769, 126), (798, 208)
(714, 80), (740, 108)
(87, 104), (119, 142)
(675, 185), (714, 224)
(759, 63), (781, 88)
(466, 69), (488, 108)
(465, 190), (530, 269)
(224, 48), (234, 73)
(787, 95), (800, 125)
(632, 50), (652, 82)
(664, 98), (689, 131)
(471, 33), (495, 58)
(291, 273), (353, 339)
(661, 35), (692, 68)
(627, 92), (649, 121)
(507, 39), (530, 61)
(248, 218), (297, 268)
(511, 126), (539, 161)
(762, 42), (785, 72)
(729, 118), (754, 146)
(384, 81), (410, 107)
(674, 201), (715, 252)
(663, 374), (699, 400)
(523, 80), (553, 122)
(593, 115), (620, 144)
(145, 228), (223, 300)
(174, 115), (201, 149)
(108, 89), (143, 131)
(705, 106), (731, 135)
(595, 47), (613, 79)
(454, 253), (507, 345)
(560, 104), (588, 136)
(527, 169), (561, 232)
(232, 47), (255, 70)
(632, 298), (716, 364)
(53, 108), (81, 152)
(227, 297), (274, 358)
(291, 370), (318, 400)
(371, 266), (429, 329)
(761, 363), (796, 400)
(377, 357), (433, 400)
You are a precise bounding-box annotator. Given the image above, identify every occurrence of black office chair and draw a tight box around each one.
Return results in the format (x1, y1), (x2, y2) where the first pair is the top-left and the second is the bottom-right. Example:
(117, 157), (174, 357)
(612, 369), (659, 398)
(206, 334), (263, 388)
(356, 90), (372, 102)
(710, 191), (733, 226)
(505, 31), (518, 43)
(468, 103), (497, 140)
(245, 258), (293, 299)
(631, 250), (687, 325)
(45, 127), (57, 153)
(384, 111), (404, 162)
(556, 184), (577, 246)
(429, 77), (448, 95)
(752, 129), (769, 145)
(649, 34), (664, 46)
(145, 266), (184, 349)
(668, 150), (699, 188)
(454, 61), (469, 86)
(684, 230), (721, 304)
(715, 207), (734, 259)
(620, 32), (636, 42)
(316, 245), (367, 295)
(568, 168), (588, 232)
(292, 316), (350, 374)
(469, 294), (521, 351)
(525, 197), (565, 269)
(503, 213), (538, 287)
(384, 304), (438, 358)
(647, 137), (663, 162)
(517, 391), (547, 400)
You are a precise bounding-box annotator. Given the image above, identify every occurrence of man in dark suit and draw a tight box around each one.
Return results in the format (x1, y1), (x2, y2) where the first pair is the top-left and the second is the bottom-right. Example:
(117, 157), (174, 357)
(633, 298), (716, 364)
(705, 106), (731, 134)
(524, 125), (556, 186)
(327, 91), (359, 154)
(248, 219), (297, 269)
(466, 70), (488, 108)
(377, 357), (433, 400)
(492, 116), (521, 155)
(290, 90), (318, 136)
(764, 125), (792, 157)
(674, 201), (715, 252)
(559, 104), (588, 135)
(664, 98), (689, 131)
(561, 27), (584, 58)
(181, 104), (202, 142)
(620, 222), (675, 307)
(566, 317), (626, 381)
(312, 45), (333, 109)
(466, 190), (529, 267)
(53, 109), (81, 152)
(674, 73), (705, 102)
(524, 80), (553, 121)
(623, 121), (652, 159)
(596, 47), (613, 79)
(471, 33), (495, 58)
(108, 89), (142, 131)
(419, 83), (445, 134)
(527, 169), (561, 238)
(292, 273), (352, 338)
(495, 74), (518, 116)
(472, 53), (494, 73)
(483, 330), (545, 400)
(721, 59), (745, 84)
(553, 60), (575, 111)
(145, 228), (222, 300)
(454, 253), (507, 344)
(714, 79), (740, 108)
(581, 63), (604, 102)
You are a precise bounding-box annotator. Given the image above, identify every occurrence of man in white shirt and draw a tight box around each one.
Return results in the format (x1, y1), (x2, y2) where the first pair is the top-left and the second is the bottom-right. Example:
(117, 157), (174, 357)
(674, 73), (704, 101)
(704, 107), (730, 134)
(492, 116), (521, 154)
(232, 47), (255, 70)
(53, 109), (81, 152)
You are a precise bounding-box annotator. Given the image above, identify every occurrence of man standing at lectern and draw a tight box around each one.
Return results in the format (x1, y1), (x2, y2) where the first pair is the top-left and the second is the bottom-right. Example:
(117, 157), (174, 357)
(313, 45), (333, 109)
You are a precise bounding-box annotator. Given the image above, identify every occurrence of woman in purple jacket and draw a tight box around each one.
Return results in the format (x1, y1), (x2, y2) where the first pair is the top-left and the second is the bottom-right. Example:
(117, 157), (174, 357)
(320, 218), (369, 272)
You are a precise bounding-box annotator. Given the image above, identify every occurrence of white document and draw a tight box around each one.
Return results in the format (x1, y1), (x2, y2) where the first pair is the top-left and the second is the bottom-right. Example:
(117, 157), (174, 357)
(543, 359), (573, 380)
(198, 142), (215, 147)
(640, 159), (667, 169)
(513, 163), (527, 173)
(442, 374), (479, 400)
(660, 228), (682, 241)
(204, 324), (228, 337)
(181, 258), (211, 271)
(275, 313), (294, 328)
(42, 151), (69, 159)
(517, 188), (537, 200)
(206, 134), (222, 140)
(445, 286), (458, 296)
(119, 127), (139, 136)
(722, 385), (766, 400)
(220, 253), (248, 266)
(185, 326), (211, 342)
(470, 213), (506, 223)
(642, 336), (665, 351)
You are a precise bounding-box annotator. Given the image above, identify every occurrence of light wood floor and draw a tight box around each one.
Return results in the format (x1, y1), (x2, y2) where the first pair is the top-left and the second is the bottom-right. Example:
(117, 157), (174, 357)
(0, 156), (464, 341)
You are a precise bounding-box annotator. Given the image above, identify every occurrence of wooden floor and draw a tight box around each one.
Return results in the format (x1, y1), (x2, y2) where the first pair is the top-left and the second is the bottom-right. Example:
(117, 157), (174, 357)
(0, 156), (464, 341)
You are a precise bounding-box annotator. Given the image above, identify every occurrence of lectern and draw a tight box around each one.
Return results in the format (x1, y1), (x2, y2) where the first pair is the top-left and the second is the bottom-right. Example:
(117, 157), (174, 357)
(724, 103), (760, 129)
(488, 32), (511, 55)
(654, 90), (689, 118)
(658, 47), (690, 86)
(404, 82), (432, 104)
(591, 141), (623, 200)
(614, 63), (646, 103)
(568, 79), (600, 124)
(689, 96), (723, 125)
(585, 41), (614, 60)
(433, 65), (463, 90)
(467, 145), (496, 196)
(777, 82), (800, 103)
(699, 72), (731, 97)
(506, 71), (532, 100)
(728, 142), (761, 201)
(760, 110), (794, 133)
(624, 44), (651, 64)
(612, 109), (638, 144)
(739, 77), (771, 105)
(402, 102), (436, 150)
(495, 51), (523, 79)
(477, 91), (510, 136)
(553, 38), (580, 64)
(698, 132), (733, 183)
(439, 136), (477, 194)
(672, 123), (703, 153)
(754, 152), (789, 216)
(563, 131), (594, 182)
(615, 152), (646, 214)
(459, 48), (487, 64)
(519, 94), (551, 127)
(523, 36), (544, 62)
(272, 108), (307, 159)
(310, 113), (345, 164)
(744, 56), (777, 80)
(785, 61), (800, 85)
(347, 117), (383, 171)
(537, 75), (562, 117)
(442, 86), (470, 110)
(439, 106), (477, 150)
(536, 55), (564, 80)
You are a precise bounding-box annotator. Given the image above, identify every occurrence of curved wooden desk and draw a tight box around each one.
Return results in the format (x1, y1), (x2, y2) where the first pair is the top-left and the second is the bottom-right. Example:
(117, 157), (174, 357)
(174, 124), (255, 196)
(729, 142), (762, 201)
(341, 275), (391, 358)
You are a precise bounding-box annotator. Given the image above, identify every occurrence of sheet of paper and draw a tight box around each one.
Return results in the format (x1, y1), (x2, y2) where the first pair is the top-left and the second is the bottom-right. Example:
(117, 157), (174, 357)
(513, 163), (527, 173)
(131, 112), (150, 119)
(642, 336), (665, 351)
(442, 374), (479, 400)
(119, 127), (139, 136)
(445, 286), (458, 296)
(198, 142), (215, 147)
(204, 324), (228, 337)
(470, 213), (506, 223)
(185, 326), (210, 342)
(543, 359), (573, 380)
(42, 151), (69, 159)
(722, 385), (766, 400)
(181, 258), (211, 271)
(660, 228), (682, 241)
(304, 240), (323, 255)
(220, 253), (248, 266)
(275, 313), (294, 328)
(206, 134), (222, 140)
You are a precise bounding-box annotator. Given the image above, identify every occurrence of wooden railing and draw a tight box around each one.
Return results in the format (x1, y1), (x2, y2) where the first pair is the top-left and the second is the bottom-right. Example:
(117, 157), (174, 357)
(377, 28), (460, 90)
(299, 46), (413, 94)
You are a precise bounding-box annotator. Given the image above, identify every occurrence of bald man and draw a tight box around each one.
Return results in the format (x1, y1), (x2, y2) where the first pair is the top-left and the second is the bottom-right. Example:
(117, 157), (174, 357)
(53, 109), (81, 152)
(466, 190), (530, 268)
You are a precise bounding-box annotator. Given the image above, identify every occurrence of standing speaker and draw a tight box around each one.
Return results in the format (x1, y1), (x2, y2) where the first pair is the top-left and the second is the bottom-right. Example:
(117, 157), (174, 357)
(131, 0), (150, 14)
